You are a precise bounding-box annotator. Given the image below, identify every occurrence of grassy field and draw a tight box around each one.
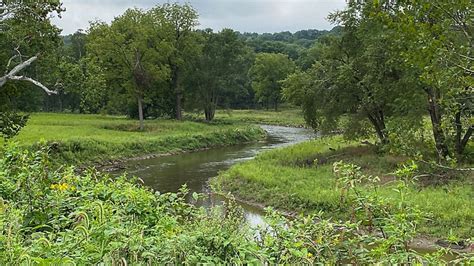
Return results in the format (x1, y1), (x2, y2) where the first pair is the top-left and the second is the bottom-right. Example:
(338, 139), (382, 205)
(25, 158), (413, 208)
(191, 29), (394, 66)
(185, 109), (307, 127)
(11, 113), (265, 164)
(213, 136), (474, 239)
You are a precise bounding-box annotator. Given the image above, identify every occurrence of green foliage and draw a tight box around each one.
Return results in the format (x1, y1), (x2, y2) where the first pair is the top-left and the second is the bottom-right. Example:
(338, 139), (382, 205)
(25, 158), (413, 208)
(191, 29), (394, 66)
(250, 53), (296, 110)
(240, 29), (332, 61)
(282, 0), (472, 160)
(158, 2), (200, 120)
(55, 57), (107, 113)
(283, 3), (425, 144)
(186, 29), (253, 121)
(87, 7), (174, 127)
(0, 112), (29, 140)
(388, 0), (474, 159)
(0, 143), (249, 264)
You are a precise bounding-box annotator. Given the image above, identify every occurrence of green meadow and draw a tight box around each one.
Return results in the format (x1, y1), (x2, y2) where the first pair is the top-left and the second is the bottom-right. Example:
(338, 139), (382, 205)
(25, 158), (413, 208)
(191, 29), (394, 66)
(12, 113), (265, 164)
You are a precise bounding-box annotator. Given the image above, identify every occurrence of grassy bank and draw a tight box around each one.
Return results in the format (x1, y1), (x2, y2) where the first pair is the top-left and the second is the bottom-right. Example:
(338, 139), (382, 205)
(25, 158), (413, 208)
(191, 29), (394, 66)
(185, 109), (306, 127)
(213, 136), (474, 239)
(11, 113), (265, 164)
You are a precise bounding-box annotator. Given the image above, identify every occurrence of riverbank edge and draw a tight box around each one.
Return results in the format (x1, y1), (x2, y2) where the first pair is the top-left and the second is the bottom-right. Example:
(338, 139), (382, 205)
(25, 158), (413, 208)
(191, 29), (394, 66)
(34, 125), (267, 169)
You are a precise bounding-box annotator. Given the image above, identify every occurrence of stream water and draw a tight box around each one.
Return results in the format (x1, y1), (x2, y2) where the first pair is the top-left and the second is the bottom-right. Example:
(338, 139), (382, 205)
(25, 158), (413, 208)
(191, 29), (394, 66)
(116, 125), (316, 227)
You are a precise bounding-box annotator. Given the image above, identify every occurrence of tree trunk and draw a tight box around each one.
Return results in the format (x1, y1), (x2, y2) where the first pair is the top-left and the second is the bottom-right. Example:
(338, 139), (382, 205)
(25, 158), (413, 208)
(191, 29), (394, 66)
(426, 87), (450, 160)
(204, 93), (217, 122)
(137, 96), (144, 131)
(204, 106), (215, 122)
(367, 110), (388, 144)
(57, 94), (63, 112)
(170, 64), (182, 120)
(455, 110), (473, 158)
(175, 90), (182, 120)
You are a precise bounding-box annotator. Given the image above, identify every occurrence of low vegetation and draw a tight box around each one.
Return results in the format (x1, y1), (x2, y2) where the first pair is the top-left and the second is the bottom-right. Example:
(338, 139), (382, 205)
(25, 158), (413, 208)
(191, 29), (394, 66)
(1, 143), (472, 264)
(11, 113), (265, 164)
(214, 137), (474, 239)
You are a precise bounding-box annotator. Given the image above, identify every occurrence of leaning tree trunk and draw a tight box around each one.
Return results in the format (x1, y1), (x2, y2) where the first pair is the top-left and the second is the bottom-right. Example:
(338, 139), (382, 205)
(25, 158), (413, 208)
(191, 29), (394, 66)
(454, 111), (473, 159)
(425, 87), (450, 160)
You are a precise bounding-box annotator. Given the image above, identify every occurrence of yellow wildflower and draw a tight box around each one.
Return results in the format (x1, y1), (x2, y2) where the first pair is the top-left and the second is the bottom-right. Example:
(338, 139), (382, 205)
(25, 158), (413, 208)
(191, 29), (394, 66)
(50, 183), (74, 191)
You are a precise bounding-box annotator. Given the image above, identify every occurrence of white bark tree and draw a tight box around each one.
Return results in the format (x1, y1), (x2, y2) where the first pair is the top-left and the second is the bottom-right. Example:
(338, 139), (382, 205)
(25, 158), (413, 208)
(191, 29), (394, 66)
(0, 54), (57, 95)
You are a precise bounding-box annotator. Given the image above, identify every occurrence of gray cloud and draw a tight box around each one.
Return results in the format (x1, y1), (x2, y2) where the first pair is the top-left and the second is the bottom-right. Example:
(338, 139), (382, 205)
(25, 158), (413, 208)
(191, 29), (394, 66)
(51, 0), (346, 34)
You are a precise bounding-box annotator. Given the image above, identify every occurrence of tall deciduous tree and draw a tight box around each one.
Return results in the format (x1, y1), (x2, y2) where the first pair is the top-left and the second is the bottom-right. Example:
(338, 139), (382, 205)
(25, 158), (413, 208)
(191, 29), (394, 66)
(157, 3), (199, 120)
(283, 2), (423, 144)
(387, 0), (473, 160)
(250, 53), (296, 111)
(87, 8), (171, 130)
(187, 29), (252, 121)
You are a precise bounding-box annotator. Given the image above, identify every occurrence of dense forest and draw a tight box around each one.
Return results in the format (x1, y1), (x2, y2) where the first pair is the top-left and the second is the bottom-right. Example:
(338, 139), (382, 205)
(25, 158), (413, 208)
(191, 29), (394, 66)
(0, 0), (473, 264)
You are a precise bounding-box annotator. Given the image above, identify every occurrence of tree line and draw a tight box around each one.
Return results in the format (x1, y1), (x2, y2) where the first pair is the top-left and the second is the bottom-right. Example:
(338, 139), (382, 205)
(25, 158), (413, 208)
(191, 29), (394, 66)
(1, 1), (331, 130)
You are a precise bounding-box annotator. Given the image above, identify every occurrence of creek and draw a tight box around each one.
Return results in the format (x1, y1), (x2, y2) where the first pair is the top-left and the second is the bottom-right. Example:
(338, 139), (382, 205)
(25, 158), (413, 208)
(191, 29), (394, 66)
(115, 125), (316, 227)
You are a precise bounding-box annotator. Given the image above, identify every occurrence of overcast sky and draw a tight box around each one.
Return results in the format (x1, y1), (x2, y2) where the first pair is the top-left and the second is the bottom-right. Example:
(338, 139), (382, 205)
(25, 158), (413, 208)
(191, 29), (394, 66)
(51, 0), (347, 35)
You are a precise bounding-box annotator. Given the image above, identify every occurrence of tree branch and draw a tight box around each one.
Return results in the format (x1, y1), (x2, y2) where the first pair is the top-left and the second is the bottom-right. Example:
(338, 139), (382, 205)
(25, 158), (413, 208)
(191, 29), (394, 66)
(5, 55), (38, 77)
(0, 54), (57, 94)
(4, 54), (18, 75)
(8, 76), (57, 95)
